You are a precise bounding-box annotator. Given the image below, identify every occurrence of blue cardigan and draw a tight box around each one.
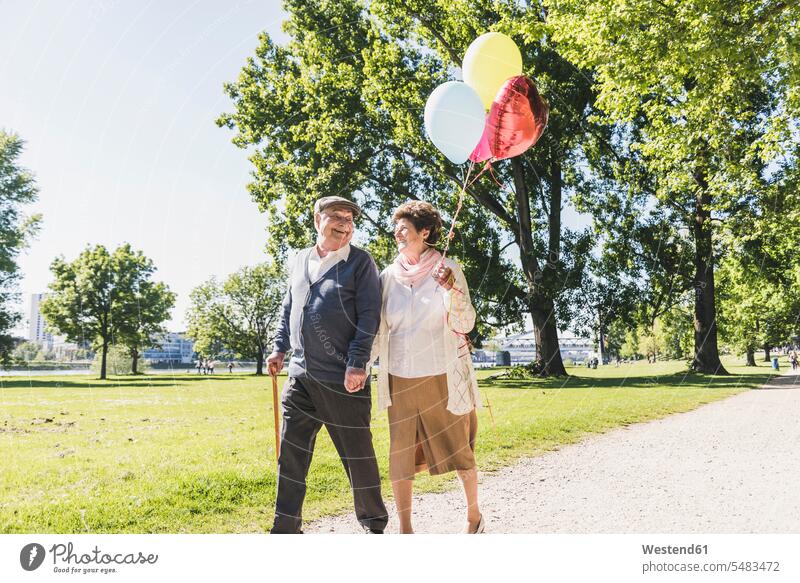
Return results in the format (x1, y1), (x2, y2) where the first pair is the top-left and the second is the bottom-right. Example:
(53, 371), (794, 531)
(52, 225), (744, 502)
(273, 245), (381, 384)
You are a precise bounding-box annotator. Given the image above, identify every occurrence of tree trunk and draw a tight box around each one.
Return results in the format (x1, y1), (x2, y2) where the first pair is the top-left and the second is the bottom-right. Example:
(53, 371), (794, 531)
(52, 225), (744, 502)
(598, 329), (606, 365)
(690, 173), (728, 374)
(763, 343), (771, 362)
(100, 341), (109, 380)
(256, 351), (264, 376)
(131, 347), (139, 375)
(745, 345), (756, 366)
(511, 157), (567, 377)
(531, 302), (568, 376)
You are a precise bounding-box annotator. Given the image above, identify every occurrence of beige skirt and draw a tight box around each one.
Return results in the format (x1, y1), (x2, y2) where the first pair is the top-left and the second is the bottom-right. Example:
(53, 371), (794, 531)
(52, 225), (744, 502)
(388, 373), (477, 481)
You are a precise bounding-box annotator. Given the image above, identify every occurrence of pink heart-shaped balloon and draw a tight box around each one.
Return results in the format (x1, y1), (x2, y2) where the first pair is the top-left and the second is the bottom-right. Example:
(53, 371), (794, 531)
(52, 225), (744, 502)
(470, 76), (549, 162)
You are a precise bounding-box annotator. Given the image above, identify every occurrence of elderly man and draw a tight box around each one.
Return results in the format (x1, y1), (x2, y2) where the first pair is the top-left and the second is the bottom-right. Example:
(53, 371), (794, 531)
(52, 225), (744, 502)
(267, 196), (387, 534)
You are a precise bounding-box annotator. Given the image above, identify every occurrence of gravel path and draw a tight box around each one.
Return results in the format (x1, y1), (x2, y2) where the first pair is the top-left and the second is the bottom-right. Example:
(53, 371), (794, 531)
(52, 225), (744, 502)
(307, 371), (800, 533)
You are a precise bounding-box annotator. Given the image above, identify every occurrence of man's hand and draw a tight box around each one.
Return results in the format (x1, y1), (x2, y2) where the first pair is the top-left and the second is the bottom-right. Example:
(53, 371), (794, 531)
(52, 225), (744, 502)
(267, 351), (285, 376)
(344, 367), (367, 392)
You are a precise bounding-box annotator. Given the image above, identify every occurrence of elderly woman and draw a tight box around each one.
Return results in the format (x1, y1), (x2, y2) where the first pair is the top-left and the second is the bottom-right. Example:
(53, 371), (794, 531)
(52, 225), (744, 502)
(372, 200), (483, 534)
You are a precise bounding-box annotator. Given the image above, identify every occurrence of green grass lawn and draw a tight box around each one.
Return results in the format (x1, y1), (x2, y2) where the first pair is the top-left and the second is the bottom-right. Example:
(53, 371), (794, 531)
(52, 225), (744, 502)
(0, 356), (782, 533)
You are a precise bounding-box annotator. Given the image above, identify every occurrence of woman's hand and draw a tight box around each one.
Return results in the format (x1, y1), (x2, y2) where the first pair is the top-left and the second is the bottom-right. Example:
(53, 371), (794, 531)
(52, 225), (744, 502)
(432, 263), (455, 290)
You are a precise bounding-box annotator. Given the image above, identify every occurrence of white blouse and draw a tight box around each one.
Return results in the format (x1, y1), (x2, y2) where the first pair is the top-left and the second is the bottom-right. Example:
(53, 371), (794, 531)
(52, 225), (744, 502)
(370, 257), (482, 415)
(384, 273), (449, 378)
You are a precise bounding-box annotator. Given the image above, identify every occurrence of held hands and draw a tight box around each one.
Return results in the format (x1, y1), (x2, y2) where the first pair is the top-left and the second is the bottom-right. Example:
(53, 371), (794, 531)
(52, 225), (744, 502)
(267, 351), (285, 376)
(344, 366), (368, 392)
(432, 263), (455, 290)
(269, 353), (365, 391)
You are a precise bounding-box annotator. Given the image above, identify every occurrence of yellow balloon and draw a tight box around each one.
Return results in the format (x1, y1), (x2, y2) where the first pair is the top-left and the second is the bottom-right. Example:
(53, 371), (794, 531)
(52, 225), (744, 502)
(463, 32), (523, 109)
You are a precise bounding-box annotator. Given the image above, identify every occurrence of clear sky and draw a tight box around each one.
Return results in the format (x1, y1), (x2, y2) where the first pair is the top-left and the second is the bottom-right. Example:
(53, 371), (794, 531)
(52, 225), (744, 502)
(1, 0), (288, 335)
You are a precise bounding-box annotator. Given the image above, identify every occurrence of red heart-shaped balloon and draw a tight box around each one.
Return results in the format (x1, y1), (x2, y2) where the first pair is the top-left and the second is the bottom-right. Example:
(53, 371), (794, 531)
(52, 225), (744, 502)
(470, 76), (549, 162)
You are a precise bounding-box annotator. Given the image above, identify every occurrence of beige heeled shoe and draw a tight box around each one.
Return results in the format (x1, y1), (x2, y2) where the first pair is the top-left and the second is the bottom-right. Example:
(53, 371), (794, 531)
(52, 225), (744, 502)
(464, 514), (485, 534)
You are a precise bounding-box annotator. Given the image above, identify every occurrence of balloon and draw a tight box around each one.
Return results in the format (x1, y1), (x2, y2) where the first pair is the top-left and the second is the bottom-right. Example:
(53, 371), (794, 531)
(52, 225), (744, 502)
(463, 32), (523, 109)
(469, 114), (493, 162)
(424, 81), (486, 164)
(470, 76), (549, 163)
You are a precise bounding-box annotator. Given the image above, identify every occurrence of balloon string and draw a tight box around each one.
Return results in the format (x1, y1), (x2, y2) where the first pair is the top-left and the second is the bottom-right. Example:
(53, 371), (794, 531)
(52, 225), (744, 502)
(439, 160), (473, 261)
(440, 160), (491, 262)
(434, 158), (498, 429)
(486, 162), (507, 189)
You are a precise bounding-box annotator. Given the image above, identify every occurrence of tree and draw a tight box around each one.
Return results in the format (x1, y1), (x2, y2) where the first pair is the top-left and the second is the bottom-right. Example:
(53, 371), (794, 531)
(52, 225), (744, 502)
(90, 345), (137, 376)
(12, 341), (40, 363)
(40, 244), (173, 379)
(217, 0), (621, 376)
(116, 280), (176, 374)
(547, 0), (799, 373)
(569, 251), (640, 363)
(185, 262), (286, 376)
(638, 320), (666, 362)
(617, 325), (640, 360)
(717, 197), (800, 365)
(0, 130), (41, 365)
(660, 300), (695, 361)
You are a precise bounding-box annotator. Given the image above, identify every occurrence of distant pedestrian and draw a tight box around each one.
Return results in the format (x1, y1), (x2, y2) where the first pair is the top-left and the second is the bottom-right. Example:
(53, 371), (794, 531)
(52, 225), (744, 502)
(228, 362), (234, 374)
(208, 360), (215, 375)
(791, 352), (798, 371)
(195, 359), (202, 374)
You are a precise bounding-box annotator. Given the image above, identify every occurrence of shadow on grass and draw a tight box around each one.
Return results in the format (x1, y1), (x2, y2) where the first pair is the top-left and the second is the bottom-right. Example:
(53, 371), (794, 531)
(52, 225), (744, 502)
(481, 370), (778, 391)
(0, 375), (254, 390)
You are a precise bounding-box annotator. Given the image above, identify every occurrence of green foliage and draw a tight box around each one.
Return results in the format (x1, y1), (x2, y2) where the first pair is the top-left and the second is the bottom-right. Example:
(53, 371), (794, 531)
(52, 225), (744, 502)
(116, 279), (176, 374)
(185, 262), (286, 375)
(12, 341), (40, 362)
(617, 326), (640, 360)
(90, 344), (142, 375)
(40, 244), (173, 379)
(637, 322), (662, 361)
(660, 301), (694, 360)
(714, 159), (800, 360)
(0, 130), (41, 365)
(217, 0), (618, 367)
(717, 245), (800, 358)
(546, 0), (800, 372)
(494, 360), (552, 379)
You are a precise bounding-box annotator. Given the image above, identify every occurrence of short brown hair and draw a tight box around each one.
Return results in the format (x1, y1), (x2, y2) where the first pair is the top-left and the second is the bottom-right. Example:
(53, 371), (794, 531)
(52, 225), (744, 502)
(392, 201), (443, 244)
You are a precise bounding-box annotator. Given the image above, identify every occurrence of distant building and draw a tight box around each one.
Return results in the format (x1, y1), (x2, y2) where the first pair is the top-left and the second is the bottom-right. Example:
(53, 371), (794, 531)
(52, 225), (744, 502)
(495, 330), (595, 364)
(28, 293), (79, 357)
(28, 293), (53, 346)
(142, 332), (195, 364)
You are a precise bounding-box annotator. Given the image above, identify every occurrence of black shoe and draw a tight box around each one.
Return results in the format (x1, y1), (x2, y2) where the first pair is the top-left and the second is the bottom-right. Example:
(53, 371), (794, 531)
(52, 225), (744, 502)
(363, 526), (383, 534)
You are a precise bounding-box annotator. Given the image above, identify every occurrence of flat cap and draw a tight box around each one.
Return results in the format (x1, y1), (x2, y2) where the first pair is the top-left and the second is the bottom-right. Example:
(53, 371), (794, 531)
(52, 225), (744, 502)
(314, 196), (361, 218)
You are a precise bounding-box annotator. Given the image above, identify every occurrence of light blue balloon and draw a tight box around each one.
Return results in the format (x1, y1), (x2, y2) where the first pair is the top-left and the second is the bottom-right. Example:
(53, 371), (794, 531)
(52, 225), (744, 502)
(424, 81), (486, 164)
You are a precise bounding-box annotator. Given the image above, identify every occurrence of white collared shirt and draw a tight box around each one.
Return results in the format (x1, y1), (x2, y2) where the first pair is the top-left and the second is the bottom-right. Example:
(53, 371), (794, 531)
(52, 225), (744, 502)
(307, 243), (351, 283)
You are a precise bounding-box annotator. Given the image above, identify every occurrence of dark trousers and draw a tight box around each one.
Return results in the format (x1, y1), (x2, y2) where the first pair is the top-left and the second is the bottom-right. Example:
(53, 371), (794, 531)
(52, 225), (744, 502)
(271, 375), (388, 533)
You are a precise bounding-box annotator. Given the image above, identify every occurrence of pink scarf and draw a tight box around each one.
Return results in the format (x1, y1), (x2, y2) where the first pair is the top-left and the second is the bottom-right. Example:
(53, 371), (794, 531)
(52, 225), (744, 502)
(392, 248), (442, 287)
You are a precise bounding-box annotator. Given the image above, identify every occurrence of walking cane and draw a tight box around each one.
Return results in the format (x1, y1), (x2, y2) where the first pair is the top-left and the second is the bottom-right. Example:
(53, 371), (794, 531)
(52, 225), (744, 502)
(269, 366), (281, 461)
